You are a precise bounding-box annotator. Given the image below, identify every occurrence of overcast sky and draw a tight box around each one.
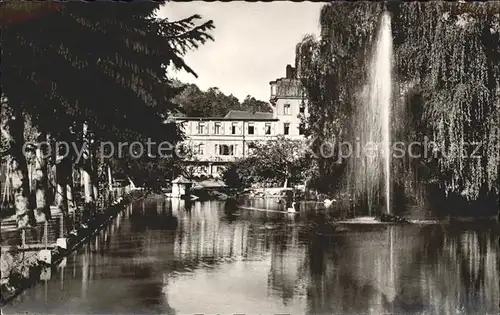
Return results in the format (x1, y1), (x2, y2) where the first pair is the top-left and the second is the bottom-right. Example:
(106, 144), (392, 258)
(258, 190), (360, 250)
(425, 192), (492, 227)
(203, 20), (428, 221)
(157, 2), (323, 102)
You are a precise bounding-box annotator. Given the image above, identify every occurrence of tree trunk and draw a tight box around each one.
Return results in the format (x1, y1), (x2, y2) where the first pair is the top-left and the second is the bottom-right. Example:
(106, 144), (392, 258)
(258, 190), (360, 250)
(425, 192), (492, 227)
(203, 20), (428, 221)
(107, 164), (113, 206)
(55, 156), (69, 216)
(66, 161), (76, 212)
(1, 162), (13, 208)
(9, 156), (35, 228)
(1, 100), (35, 229)
(81, 165), (93, 220)
(283, 168), (289, 188)
(55, 132), (74, 234)
(33, 132), (51, 222)
(81, 122), (95, 221)
(91, 141), (99, 209)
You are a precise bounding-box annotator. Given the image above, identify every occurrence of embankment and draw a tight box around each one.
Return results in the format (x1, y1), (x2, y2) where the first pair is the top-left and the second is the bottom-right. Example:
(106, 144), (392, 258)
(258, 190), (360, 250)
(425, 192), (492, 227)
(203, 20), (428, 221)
(0, 190), (149, 306)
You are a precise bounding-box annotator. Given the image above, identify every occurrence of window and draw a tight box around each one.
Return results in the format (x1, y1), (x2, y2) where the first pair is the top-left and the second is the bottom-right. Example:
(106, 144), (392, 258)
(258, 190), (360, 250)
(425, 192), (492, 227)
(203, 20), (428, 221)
(198, 122), (205, 134)
(299, 103), (305, 114)
(284, 104), (291, 115)
(215, 122), (222, 135)
(299, 123), (305, 135)
(221, 145), (229, 155)
(231, 123), (237, 135)
(219, 144), (234, 156)
(198, 143), (205, 155)
(248, 123), (255, 135)
(284, 123), (290, 135)
(265, 123), (271, 135)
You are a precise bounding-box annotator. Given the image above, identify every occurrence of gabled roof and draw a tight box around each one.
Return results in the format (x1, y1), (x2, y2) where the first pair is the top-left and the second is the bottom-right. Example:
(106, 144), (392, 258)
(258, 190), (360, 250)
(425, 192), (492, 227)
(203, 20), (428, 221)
(197, 179), (227, 188)
(192, 180), (227, 190)
(172, 175), (192, 184)
(224, 110), (274, 120)
(173, 109), (277, 121)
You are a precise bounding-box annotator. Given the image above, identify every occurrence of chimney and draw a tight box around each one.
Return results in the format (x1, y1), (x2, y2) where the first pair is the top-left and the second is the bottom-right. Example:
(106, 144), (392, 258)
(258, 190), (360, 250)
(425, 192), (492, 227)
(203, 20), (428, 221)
(286, 64), (296, 79)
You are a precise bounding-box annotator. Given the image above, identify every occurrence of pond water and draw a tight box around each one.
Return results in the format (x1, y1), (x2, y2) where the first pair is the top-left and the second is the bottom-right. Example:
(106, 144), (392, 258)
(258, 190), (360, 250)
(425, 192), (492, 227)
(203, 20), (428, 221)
(3, 196), (499, 315)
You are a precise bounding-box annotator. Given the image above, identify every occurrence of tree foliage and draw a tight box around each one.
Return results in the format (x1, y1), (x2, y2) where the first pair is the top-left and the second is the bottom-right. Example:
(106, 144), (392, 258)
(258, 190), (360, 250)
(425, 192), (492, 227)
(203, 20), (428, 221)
(297, 2), (500, 203)
(2, 1), (214, 145)
(2, 1), (215, 188)
(223, 136), (310, 188)
(173, 84), (272, 117)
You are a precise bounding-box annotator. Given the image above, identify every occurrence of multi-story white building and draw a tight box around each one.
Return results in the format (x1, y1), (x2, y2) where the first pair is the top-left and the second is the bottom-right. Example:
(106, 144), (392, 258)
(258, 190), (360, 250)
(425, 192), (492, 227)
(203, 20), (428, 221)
(175, 64), (307, 177)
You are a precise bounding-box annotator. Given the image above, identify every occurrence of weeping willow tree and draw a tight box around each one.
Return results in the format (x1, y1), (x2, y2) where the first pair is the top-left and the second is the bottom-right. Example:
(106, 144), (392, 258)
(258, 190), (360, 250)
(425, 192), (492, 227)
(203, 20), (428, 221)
(296, 3), (384, 196)
(392, 3), (500, 205)
(1, 1), (215, 228)
(297, 2), (499, 212)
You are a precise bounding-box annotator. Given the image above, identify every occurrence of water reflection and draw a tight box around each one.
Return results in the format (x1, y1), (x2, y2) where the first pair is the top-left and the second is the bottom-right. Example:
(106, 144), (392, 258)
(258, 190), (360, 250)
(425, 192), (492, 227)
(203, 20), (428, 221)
(3, 197), (499, 315)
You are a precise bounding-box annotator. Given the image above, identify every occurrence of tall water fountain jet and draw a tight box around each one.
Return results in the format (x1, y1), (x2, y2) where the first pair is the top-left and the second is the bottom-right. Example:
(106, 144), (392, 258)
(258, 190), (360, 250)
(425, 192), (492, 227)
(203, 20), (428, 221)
(352, 12), (393, 215)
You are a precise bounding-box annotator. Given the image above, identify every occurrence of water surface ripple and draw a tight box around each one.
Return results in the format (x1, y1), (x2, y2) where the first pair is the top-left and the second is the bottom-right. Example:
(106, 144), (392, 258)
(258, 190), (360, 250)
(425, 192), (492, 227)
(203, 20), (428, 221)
(4, 196), (499, 315)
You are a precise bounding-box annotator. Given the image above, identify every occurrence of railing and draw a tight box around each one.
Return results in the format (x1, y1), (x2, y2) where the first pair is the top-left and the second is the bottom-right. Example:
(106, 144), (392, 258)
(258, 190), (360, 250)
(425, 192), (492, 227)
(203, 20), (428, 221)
(1, 186), (130, 248)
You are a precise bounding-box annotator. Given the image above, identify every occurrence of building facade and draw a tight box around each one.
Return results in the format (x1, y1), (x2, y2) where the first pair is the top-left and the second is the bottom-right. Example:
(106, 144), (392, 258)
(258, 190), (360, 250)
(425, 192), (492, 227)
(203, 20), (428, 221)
(175, 64), (307, 177)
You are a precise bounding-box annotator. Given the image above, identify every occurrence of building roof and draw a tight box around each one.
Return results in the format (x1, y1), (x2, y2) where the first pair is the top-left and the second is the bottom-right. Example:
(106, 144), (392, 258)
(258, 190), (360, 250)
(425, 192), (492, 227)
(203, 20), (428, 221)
(173, 109), (277, 121)
(193, 179), (227, 189)
(224, 110), (274, 120)
(172, 175), (192, 184)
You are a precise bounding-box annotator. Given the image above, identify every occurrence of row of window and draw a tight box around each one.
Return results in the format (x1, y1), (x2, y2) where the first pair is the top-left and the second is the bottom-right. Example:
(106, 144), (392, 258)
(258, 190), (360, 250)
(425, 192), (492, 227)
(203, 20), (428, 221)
(193, 144), (237, 156)
(282, 103), (305, 115)
(191, 165), (225, 175)
(197, 122), (273, 135)
(196, 122), (301, 135)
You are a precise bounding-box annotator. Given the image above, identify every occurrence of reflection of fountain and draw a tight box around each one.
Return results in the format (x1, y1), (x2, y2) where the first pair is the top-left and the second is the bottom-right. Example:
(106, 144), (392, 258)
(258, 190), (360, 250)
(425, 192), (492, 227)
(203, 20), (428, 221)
(352, 12), (393, 215)
(375, 227), (397, 309)
(81, 247), (89, 300)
